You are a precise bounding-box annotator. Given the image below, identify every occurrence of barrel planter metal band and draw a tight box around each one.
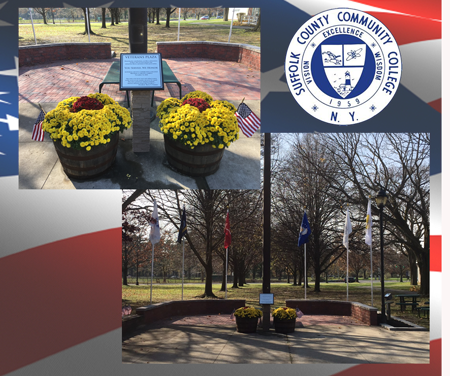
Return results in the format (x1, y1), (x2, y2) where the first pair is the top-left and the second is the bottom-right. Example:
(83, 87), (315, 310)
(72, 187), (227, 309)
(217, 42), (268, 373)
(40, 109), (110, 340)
(273, 318), (296, 333)
(164, 134), (225, 177)
(53, 132), (119, 179)
(235, 316), (259, 333)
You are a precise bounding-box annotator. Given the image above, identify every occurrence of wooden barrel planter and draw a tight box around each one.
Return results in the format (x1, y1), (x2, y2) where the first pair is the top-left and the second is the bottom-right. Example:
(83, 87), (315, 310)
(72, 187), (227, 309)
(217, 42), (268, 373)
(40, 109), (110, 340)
(235, 317), (259, 333)
(164, 135), (225, 177)
(53, 132), (119, 179)
(273, 318), (296, 334)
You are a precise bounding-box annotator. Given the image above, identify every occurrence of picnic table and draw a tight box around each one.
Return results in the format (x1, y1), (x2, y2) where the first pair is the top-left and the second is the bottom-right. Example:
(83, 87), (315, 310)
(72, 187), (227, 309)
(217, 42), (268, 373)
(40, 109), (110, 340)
(98, 60), (182, 108)
(417, 301), (429, 318)
(395, 294), (421, 312)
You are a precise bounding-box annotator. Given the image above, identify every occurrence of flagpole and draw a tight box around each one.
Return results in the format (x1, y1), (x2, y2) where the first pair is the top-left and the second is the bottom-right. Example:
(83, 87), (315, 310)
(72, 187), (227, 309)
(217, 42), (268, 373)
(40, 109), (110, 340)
(225, 246), (228, 299)
(370, 244), (373, 306)
(150, 243), (154, 304)
(304, 243), (307, 299)
(86, 8), (91, 42)
(177, 8), (181, 41)
(346, 245), (349, 301)
(28, 9), (37, 45)
(228, 8), (235, 42)
(182, 238), (185, 300)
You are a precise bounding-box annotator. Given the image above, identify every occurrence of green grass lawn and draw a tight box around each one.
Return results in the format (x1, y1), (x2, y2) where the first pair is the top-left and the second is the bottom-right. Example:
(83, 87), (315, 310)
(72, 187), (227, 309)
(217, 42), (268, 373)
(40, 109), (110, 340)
(18, 21), (260, 56)
(122, 281), (429, 329)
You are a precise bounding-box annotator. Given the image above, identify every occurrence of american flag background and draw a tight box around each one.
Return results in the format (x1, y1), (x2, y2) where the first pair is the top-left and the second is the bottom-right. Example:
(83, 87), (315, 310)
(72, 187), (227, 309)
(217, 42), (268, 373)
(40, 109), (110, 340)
(235, 102), (261, 137)
(31, 109), (45, 142)
(0, 1), (445, 376)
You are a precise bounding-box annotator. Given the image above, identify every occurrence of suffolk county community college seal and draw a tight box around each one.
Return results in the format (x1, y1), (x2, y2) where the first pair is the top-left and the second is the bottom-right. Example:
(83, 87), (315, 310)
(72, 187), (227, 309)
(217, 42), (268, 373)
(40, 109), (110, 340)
(285, 8), (402, 125)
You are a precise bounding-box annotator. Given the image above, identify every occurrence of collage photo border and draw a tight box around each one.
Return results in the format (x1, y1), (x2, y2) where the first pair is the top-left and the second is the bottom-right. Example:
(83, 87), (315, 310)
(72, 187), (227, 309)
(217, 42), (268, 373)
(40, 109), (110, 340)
(0, 1), (445, 375)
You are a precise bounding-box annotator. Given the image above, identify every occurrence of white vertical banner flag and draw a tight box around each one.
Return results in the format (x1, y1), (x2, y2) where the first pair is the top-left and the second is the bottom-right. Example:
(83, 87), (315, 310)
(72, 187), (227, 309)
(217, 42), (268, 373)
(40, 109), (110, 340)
(365, 199), (374, 306)
(343, 208), (352, 249)
(343, 208), (352, 301)
(365, 199), (372, 246)
(149, 200), (160, 304)
(149, 200), (160, 245)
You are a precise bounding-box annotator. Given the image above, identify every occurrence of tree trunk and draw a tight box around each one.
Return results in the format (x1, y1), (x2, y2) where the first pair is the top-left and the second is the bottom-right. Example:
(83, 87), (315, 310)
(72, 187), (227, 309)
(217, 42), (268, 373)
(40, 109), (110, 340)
(418, 251), (429, 294)
(238, 260), (245, 286)
(204, 264), (214, 296)
(408, 251), (418, 285)
(314, 265), (321, 292)
(109, 8), (115, 25)
(232, 260), (239, 288)
(156, 8), (161, 25)
(220, 257), (226, 291)
(224, 8), (229, 21)
(165, 8), (171, 28)
(101, 8), (107, 28)
(135, 262), (139, 285)
(122, 253), (129, 285)
(82, 8), (96, 35)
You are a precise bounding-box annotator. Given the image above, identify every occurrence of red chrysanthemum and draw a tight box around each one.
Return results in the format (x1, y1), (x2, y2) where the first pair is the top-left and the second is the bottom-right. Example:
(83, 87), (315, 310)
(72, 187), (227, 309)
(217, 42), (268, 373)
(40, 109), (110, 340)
(182, 98), (210, 112)
(72, 96), (104, 112)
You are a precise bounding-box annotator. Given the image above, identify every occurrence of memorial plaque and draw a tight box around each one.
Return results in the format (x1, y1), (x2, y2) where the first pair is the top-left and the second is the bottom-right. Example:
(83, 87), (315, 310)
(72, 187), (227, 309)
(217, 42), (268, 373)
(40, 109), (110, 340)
(259, 293), (274, 305)
(120, 53), (163, 90)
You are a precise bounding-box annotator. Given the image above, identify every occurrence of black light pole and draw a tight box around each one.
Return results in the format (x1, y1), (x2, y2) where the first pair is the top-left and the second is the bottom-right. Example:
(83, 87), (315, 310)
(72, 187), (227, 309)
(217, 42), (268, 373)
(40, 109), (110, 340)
(129, 9), (147, 53)
(262, 133), (271, 332)
(375, 187), (388, 323)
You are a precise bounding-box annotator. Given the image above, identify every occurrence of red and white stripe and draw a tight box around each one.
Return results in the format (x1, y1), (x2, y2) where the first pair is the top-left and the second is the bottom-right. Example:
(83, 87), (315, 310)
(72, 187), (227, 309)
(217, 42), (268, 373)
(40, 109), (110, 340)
(31, 120), (44, 141)
(235, 111), (261, 137)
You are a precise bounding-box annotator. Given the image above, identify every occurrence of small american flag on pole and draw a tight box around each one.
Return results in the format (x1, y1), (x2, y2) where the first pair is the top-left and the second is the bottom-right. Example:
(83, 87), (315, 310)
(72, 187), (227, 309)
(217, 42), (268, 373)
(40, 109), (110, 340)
(32, 109), (45, 142)
(235, 102), (260, 137)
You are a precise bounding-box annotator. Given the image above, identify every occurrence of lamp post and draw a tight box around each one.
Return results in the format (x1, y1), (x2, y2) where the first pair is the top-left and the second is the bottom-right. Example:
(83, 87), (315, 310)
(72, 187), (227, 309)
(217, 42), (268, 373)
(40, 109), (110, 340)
(375, 187), (388, 323)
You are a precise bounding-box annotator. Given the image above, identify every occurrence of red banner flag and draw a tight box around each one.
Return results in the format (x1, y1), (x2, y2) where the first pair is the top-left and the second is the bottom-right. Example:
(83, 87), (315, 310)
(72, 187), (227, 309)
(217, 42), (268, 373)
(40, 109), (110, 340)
(224, 211), (231, 249)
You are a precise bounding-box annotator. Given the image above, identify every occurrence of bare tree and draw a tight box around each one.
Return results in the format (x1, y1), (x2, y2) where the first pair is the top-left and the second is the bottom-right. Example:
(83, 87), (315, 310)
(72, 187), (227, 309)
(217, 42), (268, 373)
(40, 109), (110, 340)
(164, 8), (177, 28)
(272, 134), (347, 292)
(33, 8), (49, 24)
(316, 133), (430, 294)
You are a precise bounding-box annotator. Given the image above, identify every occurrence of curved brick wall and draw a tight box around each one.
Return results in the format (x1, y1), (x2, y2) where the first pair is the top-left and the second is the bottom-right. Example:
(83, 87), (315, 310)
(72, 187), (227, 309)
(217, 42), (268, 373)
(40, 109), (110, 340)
(157, 41), (260, 70)
(286, 299), (378, 325)
(123, 299), (245, 336)
(19, 43), (112, 67)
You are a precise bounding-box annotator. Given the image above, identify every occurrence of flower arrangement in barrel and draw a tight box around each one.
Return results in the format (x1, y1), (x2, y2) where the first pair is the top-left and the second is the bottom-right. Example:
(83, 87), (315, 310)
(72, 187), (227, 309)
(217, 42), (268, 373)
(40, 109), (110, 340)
(272, 307), (297, 321)
(157, 90), (240, 149)
(42, 93), (132, 150)
(233, 306), (263, 319)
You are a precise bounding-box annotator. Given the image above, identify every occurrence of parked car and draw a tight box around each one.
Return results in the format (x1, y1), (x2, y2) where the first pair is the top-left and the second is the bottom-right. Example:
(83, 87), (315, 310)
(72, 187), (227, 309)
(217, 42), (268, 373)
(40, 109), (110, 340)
(217, 16), (223, 19)
(200, 16), (209, 20)
(345, 277), (356, 283)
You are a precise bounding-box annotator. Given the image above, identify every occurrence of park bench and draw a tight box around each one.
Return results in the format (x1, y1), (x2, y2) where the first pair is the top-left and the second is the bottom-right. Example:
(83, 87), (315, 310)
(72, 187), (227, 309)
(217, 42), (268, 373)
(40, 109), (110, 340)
(98, 60), (182, 108)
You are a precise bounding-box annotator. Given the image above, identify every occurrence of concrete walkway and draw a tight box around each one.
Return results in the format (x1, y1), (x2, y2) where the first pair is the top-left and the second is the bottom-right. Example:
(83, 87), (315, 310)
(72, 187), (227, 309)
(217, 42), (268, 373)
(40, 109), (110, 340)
(122, 315), (429, 364)
(18, 58), (260, 189)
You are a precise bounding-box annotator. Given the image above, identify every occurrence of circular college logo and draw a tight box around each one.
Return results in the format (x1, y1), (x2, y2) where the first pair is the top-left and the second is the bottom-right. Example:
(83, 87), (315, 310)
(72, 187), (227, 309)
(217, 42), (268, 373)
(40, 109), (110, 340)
(285, 8), (402, 125)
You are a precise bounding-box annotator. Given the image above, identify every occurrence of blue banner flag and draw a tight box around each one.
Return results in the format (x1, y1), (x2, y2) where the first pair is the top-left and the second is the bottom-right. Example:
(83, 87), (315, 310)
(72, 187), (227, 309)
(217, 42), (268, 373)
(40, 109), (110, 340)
(298, 212), (311, 246)
(177, 207), (187, 243)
